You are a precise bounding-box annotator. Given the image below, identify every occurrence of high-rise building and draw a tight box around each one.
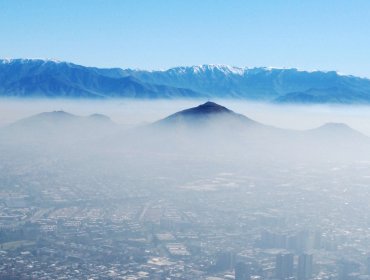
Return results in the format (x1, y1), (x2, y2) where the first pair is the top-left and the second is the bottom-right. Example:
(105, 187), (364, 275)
(235, 262), (250, 280)
(276, 253), (294, 279)
(297, 253), (313, 280)
(214, 250), (235, 272)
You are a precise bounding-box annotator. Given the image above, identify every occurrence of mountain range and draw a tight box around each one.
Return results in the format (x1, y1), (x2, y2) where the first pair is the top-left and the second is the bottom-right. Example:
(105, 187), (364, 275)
(2, 102), (367, 155)
(0, 59), (199, 98)
(1, 59), (370, 103)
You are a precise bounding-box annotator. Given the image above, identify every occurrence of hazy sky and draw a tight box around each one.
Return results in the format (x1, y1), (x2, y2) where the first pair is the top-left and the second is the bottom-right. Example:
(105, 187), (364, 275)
(1, 0), (370, 76)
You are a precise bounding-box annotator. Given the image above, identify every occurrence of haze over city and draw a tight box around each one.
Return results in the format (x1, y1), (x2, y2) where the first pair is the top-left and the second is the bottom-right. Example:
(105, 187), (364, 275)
(1, 1), (370, 280)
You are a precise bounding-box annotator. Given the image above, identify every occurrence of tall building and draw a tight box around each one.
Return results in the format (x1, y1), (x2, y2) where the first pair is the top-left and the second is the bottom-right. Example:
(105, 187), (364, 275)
(287, 231), (309, 253)
(235, 262), (251, 280)
(214, 251), (235, 272)
(276, 253), (294, 280)
(297, 253), (313, 280)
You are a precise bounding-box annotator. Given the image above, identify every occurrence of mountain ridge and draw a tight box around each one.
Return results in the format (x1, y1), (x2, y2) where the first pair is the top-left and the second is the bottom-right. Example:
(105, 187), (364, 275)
(2, 102), (369, 155)
(0, 59), (202, 99)
(2, 59), (370, 103)
(156, 101), (259, 128)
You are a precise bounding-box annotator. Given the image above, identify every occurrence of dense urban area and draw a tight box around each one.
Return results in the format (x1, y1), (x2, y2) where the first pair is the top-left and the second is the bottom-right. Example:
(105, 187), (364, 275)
(1, 154), (370, 280)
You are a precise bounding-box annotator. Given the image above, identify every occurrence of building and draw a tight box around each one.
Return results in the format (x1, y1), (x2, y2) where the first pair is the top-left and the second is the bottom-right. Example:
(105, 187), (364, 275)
(276, 253), (294, 280)
(235, 262), (250, 280)
(297, 253), (313, 280)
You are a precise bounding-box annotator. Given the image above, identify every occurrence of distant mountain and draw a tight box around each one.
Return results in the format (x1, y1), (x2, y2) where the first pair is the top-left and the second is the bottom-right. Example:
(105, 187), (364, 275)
(156, 101), (259, 128)
(10, 110), (114, 128)
(2, 110), (117, 145)
(123, 65), (370, 103)
(2, 59), (370, 103)
(1, 102), (369, 161)
(0, 59), (200, 98)
(118, 102), (368, 159)
(274, 87), (370, 104)
(307, 122), (368, 143)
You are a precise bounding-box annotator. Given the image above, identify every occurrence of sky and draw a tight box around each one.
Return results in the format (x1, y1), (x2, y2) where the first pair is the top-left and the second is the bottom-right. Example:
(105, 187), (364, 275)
(1, 0), (370, 77)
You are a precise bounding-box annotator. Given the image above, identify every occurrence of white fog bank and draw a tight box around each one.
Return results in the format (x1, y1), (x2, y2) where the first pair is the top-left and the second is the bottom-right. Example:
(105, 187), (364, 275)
(1, 98), (370, 136)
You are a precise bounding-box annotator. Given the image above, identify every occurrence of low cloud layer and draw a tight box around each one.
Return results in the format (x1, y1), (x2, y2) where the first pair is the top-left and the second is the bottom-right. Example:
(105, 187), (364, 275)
(1, 99), (370, 136)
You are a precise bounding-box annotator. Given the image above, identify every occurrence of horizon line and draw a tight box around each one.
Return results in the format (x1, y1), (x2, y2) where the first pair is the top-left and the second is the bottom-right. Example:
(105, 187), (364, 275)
(0, 57), (367, 79)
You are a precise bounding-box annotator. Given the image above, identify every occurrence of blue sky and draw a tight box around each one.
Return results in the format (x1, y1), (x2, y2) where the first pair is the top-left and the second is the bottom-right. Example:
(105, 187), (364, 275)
(1, 0), (370, 76)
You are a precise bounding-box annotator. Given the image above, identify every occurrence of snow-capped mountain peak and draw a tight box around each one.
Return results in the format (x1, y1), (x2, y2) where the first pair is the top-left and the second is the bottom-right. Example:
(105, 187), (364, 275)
(0, 58), (67, 65)
(166, 64), (246, 75)
(1, 59), (370, 104)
